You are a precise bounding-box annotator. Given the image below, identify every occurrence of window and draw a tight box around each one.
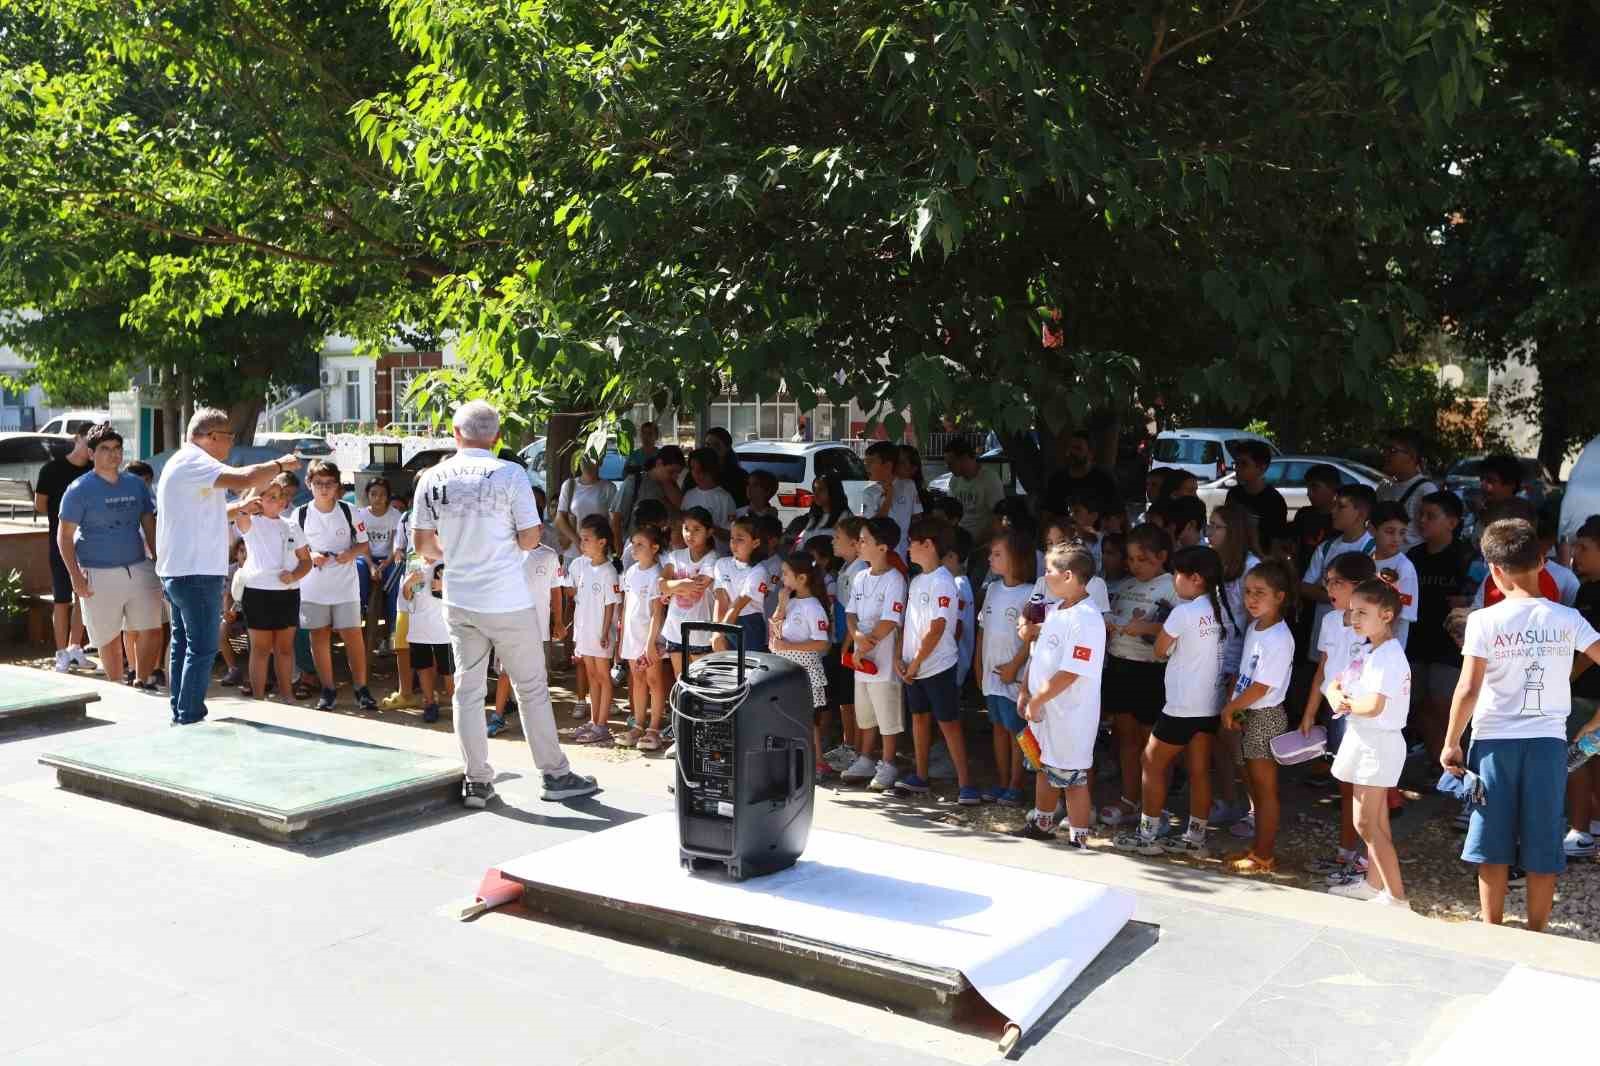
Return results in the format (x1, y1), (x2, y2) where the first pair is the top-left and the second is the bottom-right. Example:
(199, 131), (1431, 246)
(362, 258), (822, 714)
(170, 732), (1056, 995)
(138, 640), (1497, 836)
(814, 447), (868, 482)
(392, 367), (427, 425)
(344, 369), (362, 421)
(1152, 438), (1221, 465)
(1264, 461), (1309, 488)
(0, 436), (52, 464)
(736, 452), (808, 485)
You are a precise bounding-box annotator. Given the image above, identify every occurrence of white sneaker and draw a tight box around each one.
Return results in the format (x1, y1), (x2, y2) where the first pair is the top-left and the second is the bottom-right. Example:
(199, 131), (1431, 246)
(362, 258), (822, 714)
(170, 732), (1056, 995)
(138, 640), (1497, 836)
(823, 745), (859, 773)
(840, 754), (877, 783)
(53, 649), (73, 673)
(1563, 829), (1596, 858)
(1328, 878), (1380, 901)
(1367, 892), (1412, 911)
(868, 760), (898, 792)
(67, 644), (93, 669)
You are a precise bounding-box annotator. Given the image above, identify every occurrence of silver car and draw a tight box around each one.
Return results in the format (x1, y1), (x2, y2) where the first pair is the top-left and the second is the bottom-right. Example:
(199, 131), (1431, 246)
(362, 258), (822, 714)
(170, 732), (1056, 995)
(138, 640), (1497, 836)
(1196, 455), (1389, 519)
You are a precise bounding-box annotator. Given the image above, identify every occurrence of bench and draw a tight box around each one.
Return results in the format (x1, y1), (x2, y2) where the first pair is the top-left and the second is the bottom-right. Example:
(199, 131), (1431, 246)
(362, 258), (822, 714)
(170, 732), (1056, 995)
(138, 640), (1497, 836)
(0, 478), (36, 522)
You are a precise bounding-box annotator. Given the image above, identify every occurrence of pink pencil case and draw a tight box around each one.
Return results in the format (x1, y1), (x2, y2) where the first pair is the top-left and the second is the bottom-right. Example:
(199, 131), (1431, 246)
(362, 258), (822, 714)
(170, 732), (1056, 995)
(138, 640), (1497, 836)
(1270, 727), (1327, 766)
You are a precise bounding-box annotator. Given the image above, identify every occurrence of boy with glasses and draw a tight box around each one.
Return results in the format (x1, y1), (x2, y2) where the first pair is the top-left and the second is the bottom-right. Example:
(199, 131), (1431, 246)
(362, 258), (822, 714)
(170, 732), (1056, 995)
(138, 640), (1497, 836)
(1378, 429), (1437, 551)
(294, 460), (377, 711)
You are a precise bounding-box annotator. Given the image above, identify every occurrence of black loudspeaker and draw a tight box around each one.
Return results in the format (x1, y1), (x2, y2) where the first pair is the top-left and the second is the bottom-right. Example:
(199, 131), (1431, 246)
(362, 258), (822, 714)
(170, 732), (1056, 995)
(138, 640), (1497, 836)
(673, 622), (814, 880)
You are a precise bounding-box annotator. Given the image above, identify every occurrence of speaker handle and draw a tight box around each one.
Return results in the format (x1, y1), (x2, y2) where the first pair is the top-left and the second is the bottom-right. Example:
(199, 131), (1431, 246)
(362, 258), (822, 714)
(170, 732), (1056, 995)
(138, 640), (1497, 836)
(789, 744), (805, 799)
(678, 621), (746, 687)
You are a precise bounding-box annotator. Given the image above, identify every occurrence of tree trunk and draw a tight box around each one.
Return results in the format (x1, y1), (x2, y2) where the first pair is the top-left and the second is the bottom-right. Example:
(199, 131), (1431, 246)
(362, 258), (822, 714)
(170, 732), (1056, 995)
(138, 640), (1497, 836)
(228, 354), (272, 446)
(1537, 366), (1571, 480)
(230, 394), (265, 447)
(543, 410), (592, 509)
(161, 366), (181, 451)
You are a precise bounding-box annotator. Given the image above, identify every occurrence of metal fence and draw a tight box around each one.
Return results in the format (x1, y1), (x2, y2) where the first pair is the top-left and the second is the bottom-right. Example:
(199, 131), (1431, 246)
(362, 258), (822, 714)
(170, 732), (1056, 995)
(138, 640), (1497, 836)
(924, 430), (990, 456)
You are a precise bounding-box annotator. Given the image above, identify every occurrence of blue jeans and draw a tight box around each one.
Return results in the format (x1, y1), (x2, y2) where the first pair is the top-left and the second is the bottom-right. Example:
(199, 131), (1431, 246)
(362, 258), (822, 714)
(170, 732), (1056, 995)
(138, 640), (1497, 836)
(162, 575), (225, 724)
(355, 555), (400, 627)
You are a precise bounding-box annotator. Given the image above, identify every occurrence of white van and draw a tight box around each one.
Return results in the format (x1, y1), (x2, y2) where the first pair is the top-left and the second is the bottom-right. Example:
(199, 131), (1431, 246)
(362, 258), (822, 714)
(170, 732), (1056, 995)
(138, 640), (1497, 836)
(38, 409), (112, 437)
(1149, 427), (1279, 481)
(1560, 435), (1600, 541)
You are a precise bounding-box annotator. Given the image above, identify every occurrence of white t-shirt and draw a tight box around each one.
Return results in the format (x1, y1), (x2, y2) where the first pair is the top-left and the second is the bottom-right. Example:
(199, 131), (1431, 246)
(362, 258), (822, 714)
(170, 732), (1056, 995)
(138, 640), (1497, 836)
(1373, 551), (1420, 622)
(860, 478), (923, 555)
(409, 444), (540, 611)
(779, 596), (830, 645)
(738, 561), (778, 619)
(1462, 597), (1600, 741)
(620, 562), (662, 659)
(682, 485), (736, 536)
(1302, 533), (1374, 660)
(1161, 597), (1222, 718)
(358, 506), (404, 560)
(1107, 573), (1176, 663)
(979, 581), (1033, 701)
(948, 466), (1004, 542)
(714, 556), (757, 616)
(410, 448), (543, 613)
(567, 556), (622, 649)
(556, 478), (619, 561)
(1317, 611), (1361, 703)
(155, 443), (229, 578)
(1027, 599), (1106, 771)
(1219, 553), (1261, 673)
(239, 514), (307, 591)
(1231, 620), (1295, 708)
(953, 573), (976, 684)
(405, 564), (449, 646)
(520, 544), (561, 640)
(1339, 638), (1411, 733)
(901, 568), (960, 678)
(848, 567), (906, 682)
(663, 547), (720, 644)
(759, 555), (783, 618)
(296, 502), (369, 606)
(1378, 475), (1437, 552)
(837, 558), (868, 624)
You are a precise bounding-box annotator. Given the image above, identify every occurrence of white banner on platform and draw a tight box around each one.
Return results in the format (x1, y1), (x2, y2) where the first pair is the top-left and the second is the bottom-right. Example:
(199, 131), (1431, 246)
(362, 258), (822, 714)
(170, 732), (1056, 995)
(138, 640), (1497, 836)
(499, 813), (1134, 1035)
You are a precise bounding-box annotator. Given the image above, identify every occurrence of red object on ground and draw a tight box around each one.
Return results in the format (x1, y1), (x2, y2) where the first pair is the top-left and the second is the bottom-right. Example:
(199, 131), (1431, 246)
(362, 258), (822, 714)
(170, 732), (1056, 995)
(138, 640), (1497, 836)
(475, 868), (524, 910)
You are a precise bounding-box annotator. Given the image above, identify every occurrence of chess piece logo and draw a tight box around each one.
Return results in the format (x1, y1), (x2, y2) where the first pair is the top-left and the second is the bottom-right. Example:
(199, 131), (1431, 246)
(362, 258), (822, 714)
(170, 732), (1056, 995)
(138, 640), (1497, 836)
(1522, 660), (1545, 714)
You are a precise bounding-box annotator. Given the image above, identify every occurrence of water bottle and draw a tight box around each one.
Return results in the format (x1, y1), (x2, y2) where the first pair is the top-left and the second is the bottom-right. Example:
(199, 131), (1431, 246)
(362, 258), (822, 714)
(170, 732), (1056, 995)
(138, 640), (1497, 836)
(1567, 731), (1600, 773)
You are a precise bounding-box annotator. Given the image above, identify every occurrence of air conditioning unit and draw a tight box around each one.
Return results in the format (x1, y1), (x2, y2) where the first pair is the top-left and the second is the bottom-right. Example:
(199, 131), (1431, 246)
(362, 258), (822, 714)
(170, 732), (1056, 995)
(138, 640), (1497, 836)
(318, 369), (338, 387)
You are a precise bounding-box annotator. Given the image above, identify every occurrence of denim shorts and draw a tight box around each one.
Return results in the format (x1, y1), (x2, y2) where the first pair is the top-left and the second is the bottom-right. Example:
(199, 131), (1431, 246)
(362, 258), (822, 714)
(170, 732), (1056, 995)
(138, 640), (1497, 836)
(985, 694), (1025, 735)
(1462, 737), (1567, 874)
(1041, 763), (1090, 790)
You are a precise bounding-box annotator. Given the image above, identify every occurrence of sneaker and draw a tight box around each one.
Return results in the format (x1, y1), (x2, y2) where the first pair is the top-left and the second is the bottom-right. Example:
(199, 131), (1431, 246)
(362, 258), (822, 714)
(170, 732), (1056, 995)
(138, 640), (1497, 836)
(823, 745), (859, 773)
(997, 788), (1027, 808)
(67, 645), (94, 669)
(1161, 835), (1209, 859)
(462, 780), (496, 808)
(569, 704), (587, 721)
(1326, 860), (1371, 887)
(542, 771), (600, 801)
(1328, 878), (1381, 901)
(1307, 852), (1359, 876)
(381, 690), (420, 711)
(122, 669), (135, 684)
(868, 761), (898, 792)
(1563, 830), (1596, 858)
(1014, 820), (1058, 842)
(1368, 892), (1411, 910)
(316, 688), (337, 711)
(1060, 834), (1092, 853)
(1229, 812), (1257, 839)
(53, 649), (72, 673)
(1112, 831), (1163, 857)
(151, 668), (167, 688)
(894, 774), (930, 795)
(840, 755), (877, 783)
(1507, 867), (1527, 889)
(219, 665), (243, 687)
(423, 703), (441, 724)
(956, 786), (982, 806)
(132, 679), (160, 693)
(980, 786), (1006, 804)
(354, 686), (378, 711)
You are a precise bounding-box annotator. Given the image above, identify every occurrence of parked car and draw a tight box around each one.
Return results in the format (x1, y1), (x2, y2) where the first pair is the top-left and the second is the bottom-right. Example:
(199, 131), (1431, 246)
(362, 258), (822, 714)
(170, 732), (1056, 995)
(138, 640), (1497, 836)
(38, 409), (112, 437)
(927, 447), (1022, 499)
(1560, 436), (1600, 541)
(253, 432), (334, 459)
(147, 444), (313, 507)
(1149, 428), (1279, 482)
(1197, 455), (1388, 519)
(0, 432), (72, 516)
(733, 440), (870, 527)
(1444, 455), (1554, 514)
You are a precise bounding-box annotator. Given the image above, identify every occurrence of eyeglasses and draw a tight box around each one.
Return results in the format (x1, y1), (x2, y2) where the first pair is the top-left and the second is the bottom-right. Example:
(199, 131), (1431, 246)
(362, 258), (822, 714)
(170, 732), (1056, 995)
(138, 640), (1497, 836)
(312, 479), (340, 488)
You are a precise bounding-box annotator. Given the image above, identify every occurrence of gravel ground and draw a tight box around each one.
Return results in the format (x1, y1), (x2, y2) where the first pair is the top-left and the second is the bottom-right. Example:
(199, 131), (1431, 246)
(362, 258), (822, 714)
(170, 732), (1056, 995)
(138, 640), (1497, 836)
(14, 647), (1598, 941)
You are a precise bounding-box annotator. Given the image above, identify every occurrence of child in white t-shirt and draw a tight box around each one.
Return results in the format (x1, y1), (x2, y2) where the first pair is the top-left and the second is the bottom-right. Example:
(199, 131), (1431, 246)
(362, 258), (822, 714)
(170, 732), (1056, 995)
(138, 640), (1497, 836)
(861, 441), (922, 557)
(1219, 559), (1297, 873)
(841, 516), (907, 792)
(1100, 524), (1176, 829)
(943, 537), (976, 691)
(829, 517), (870, 765)
(682, 448), (737, 550)
(896, 517), (969, 800)
(401, 560), (453, 723)
(568, 515), (622, 744)
(1018, 544), (1106, 850)
(618, 526), (667, 752)
(978, 530), (1035, 806)
(768, 552), (833, 775)
(1326, 578), (1412, 908)
(660, 507), (720, 676)
(713, 515), (763, 652)
(1371, 502), (1420, 649)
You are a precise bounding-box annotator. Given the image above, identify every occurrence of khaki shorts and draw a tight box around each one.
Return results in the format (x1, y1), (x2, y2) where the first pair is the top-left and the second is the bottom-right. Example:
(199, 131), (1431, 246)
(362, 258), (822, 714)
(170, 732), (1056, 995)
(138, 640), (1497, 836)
(853, 678), (905, 736)
(301, 600), (361, 630)
(82, 561), (164, 648)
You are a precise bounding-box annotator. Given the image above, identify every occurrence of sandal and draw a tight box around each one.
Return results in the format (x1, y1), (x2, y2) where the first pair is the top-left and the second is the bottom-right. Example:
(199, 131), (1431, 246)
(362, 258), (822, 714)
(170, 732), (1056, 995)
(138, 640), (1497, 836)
(636, 728), (662, 753)
(1226, 853), (1277, 875)
(617, 727), (643, 749)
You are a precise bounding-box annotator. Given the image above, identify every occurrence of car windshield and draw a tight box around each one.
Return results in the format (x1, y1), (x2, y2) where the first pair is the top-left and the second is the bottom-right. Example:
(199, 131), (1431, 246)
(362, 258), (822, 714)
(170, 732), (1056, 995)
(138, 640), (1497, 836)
(736, 452), (808, 484)
(1152, 438), (1221, 464)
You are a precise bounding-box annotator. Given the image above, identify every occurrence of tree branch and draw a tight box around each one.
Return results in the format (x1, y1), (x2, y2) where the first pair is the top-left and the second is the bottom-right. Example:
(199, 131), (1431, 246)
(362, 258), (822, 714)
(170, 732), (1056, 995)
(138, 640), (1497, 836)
(1138, 0), (1268, 95)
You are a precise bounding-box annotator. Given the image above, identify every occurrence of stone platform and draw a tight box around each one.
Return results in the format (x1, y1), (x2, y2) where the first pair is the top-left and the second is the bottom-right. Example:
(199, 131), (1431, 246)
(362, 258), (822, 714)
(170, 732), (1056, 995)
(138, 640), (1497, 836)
(0, 666), (101, 729)
(38, 717), (462, 842)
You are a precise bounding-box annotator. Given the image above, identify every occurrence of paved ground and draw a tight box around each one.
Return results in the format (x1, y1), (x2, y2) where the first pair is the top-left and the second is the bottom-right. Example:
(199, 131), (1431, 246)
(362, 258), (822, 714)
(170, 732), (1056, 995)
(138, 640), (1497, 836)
(3, 678), (1597, 1066)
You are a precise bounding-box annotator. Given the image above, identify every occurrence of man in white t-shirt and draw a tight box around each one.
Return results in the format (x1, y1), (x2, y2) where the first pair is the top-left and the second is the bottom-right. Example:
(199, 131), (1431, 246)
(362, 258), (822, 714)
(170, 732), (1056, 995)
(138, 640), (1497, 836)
(154, 408), (298, 725)
(1445, 519), (1600, 932)
(941, 437), (1004, 546)
(410, 401), (599, 808)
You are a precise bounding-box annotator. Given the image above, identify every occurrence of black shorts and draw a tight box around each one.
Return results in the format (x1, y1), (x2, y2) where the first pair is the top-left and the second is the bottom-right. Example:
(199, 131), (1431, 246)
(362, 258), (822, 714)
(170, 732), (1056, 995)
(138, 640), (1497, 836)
(48, 539), (73, 603)
(824, 645), (850, 708)
(905, 664), (961, 723)
(1103, 657), (1165, 726)
(242, 586), (301, 632)
(1152, 712), (1219, 747)
(411, 642), (455, 675)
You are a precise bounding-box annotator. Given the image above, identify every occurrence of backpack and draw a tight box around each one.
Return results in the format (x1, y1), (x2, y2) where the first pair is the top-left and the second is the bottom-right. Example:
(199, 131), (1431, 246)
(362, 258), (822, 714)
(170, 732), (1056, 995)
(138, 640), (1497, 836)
(296, 500), (357, 549)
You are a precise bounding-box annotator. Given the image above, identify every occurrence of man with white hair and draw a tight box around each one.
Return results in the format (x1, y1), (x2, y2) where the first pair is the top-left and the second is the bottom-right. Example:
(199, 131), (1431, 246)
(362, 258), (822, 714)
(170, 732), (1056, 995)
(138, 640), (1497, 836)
(156, 408), (300, 725)
(410, 400), (599, 807)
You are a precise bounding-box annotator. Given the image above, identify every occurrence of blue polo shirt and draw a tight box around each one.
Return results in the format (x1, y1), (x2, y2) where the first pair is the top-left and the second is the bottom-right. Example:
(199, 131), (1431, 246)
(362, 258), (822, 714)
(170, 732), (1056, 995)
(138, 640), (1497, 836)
(58, 471), (155, 569)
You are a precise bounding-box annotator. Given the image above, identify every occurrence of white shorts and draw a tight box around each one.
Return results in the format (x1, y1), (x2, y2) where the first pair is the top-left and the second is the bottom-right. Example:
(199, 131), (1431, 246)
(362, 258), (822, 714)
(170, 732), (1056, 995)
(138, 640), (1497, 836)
(853, 678), (905, 736)
(301, 600), (361, 630)
(1331, 725), (1405, 788)
(81, 561), (164, 647)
